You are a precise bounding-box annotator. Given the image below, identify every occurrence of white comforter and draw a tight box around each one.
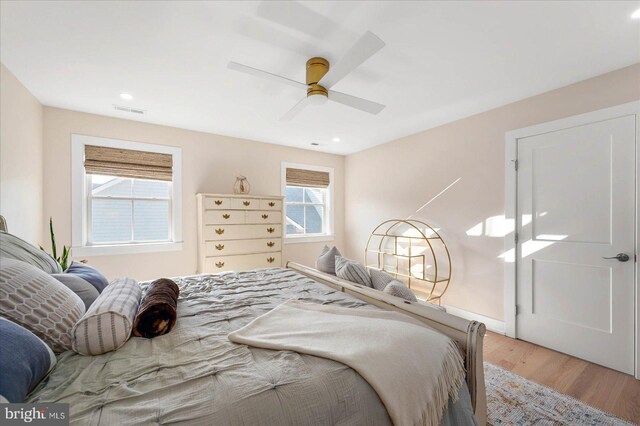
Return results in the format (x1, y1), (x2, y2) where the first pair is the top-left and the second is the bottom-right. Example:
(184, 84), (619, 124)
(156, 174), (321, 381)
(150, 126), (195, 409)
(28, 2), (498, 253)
(229, 299), (465, 426)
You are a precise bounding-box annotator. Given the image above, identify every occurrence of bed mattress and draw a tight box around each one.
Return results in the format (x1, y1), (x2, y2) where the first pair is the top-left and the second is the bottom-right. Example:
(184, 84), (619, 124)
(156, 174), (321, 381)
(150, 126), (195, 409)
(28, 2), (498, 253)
(28, 268), (475, 425)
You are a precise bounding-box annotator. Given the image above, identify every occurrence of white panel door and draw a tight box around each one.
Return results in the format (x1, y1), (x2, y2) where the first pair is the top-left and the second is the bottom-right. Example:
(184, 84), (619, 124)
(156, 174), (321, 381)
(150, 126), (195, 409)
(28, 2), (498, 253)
(516, 115), (636, 374)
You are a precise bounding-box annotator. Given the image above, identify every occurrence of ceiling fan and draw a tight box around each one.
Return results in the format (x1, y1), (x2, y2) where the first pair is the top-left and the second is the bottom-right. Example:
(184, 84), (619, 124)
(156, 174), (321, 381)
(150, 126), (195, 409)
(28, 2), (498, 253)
(228, 31), (386, 121)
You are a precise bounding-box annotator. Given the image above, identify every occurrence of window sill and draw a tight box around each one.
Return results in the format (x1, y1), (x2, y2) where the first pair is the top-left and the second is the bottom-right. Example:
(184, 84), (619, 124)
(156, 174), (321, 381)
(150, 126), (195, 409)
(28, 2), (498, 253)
(71, 242), (183, 257)
(284, 235), (334, 244)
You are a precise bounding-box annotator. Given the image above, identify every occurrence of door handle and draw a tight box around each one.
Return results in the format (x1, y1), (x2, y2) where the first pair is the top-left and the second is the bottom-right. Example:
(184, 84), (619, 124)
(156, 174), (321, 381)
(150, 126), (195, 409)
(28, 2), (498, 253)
(602, 253), (630, 262)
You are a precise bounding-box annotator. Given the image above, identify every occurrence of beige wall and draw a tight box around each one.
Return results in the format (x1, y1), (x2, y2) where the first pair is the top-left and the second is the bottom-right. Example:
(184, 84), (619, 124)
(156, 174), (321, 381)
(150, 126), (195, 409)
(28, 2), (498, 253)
(43, 107), (344, 281)
(344, 63), (640, 321)
(0, 63), (44, 244)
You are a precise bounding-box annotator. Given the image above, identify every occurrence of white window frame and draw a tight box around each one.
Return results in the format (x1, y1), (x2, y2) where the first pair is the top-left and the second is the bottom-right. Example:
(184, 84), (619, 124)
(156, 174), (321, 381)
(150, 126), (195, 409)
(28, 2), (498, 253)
(281, 162), (334, 244)
(71, 134), (183, 256)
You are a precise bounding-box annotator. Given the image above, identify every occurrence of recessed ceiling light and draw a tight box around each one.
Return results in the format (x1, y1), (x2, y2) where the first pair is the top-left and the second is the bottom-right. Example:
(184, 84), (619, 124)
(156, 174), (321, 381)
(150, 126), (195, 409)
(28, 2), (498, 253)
(632, 8), (640, 19)
(120, 93), (133, 100)
(332, 137), (340, 142)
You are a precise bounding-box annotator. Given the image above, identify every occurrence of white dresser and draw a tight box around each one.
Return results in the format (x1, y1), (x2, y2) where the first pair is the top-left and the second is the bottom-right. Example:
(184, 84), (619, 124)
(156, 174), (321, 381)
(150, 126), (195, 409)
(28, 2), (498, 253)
(196, 193), (284, 273)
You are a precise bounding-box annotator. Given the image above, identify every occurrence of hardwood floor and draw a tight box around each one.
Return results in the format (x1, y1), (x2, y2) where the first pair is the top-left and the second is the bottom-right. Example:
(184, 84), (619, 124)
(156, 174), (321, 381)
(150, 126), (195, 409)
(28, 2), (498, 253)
(483, 332), (640, 424)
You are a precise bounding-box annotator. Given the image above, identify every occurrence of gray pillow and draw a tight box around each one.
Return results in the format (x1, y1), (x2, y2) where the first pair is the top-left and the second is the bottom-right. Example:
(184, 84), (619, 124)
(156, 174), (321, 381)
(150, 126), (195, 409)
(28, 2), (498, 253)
(316, 245), (341, 275)
(334, 256), (372, 287)
(383, 280), (418, 302)
(0, 259), (85, 353)
(369, 268), (396, 291)
(51, 273), (100, 310)
(0, 231), (62, 274)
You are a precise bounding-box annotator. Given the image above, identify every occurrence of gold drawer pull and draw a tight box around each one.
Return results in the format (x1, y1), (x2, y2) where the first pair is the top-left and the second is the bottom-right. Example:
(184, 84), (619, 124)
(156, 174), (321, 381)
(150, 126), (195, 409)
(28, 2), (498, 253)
(215, 228), (225, 235)
(267, 227), (275, 233)
(268, 202), (275, 207)
(267, 257), (275, 263)
(262, 214), (269, 219)
(243, 201), (251, 206)
(215, 261), (225, 268)
(215, 244), (224, 251)
(267, 241), (275, 248)
(215, 200), (223, 206)
(222, 214), (230, 219)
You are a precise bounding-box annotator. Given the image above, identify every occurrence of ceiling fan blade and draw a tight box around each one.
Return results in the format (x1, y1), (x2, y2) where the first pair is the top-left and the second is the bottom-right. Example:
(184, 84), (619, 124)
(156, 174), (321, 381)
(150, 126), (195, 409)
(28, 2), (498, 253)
(319, 31), (385, 89)
(257, 1), (342, 41)
(281, 96), (311, 121)
(228, 61), (307, 91)
(328, 90), (385, 115)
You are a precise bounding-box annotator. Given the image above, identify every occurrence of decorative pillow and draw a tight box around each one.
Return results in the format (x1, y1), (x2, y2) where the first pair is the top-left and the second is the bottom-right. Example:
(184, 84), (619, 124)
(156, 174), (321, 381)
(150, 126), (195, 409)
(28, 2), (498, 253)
(0, 317), (57, 402)
(383, 280), (418, 302)
(51, 273), (100, 310)
(72, 278), (142, 355)
(0, 259), (85, 353)
(369, 268), (396, 291)
(334, 256), (372, 287)
(0, 231), (62, 273)
(65, 261), (109, 293)
(316, 245), (341, 275)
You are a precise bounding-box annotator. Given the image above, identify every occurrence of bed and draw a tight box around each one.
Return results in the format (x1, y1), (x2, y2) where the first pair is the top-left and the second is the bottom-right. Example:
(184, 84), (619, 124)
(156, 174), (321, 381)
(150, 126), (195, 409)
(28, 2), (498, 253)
(24, 263), (485, 425)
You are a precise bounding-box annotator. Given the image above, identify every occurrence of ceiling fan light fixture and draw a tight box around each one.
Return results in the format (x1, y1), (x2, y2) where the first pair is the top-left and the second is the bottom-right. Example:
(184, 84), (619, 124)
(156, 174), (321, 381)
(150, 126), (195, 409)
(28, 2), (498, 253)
(308, 92), (328, 105)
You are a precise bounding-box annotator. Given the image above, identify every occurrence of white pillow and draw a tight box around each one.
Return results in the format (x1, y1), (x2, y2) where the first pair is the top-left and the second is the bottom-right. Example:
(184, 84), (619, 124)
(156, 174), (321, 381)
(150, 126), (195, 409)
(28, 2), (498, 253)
(72, 277), (141, 355)
(0, 259), (85, 353)
(334, 256), (372, 287)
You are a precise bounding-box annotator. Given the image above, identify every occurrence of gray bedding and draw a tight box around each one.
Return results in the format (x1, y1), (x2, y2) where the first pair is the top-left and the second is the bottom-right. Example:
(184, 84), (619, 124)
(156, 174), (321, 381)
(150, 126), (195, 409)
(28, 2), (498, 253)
(28, 268), (475, 425)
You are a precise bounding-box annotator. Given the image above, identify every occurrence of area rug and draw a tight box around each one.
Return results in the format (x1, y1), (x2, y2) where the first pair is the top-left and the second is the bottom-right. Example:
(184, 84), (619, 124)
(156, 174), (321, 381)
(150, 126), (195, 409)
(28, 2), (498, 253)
(485, 363), (634, 425)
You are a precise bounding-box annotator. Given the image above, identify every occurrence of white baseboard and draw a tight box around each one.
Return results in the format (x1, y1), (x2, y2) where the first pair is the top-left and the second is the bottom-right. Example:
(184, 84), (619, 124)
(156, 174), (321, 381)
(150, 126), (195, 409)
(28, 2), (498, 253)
(443, 305), (506, 335)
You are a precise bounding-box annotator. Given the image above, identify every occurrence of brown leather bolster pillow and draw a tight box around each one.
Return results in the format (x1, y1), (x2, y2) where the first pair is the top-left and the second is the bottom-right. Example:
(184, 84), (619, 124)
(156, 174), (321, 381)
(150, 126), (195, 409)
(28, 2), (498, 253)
(133, 278), (179, 338)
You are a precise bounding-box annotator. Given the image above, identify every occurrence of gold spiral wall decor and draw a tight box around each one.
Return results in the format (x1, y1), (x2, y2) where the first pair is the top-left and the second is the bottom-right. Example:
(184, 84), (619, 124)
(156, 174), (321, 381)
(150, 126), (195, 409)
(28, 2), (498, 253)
(364, 219), (452, 304)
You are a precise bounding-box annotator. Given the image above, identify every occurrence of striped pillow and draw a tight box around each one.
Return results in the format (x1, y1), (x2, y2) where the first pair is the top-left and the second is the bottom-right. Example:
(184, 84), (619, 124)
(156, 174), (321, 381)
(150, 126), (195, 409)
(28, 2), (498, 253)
(334, 256), (372, 287)
(71, 278), (141, 355)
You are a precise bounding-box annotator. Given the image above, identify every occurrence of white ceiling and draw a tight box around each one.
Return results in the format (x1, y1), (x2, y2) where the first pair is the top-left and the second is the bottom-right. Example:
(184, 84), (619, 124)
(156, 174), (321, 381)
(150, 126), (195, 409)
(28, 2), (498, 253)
(1, 1), (639, 155)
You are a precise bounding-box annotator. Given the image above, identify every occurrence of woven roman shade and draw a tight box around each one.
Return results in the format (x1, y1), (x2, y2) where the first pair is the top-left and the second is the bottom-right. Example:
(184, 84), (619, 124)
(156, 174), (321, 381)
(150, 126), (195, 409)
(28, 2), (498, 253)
(84, 145), (173, 181)
(286, 168), (330, 188)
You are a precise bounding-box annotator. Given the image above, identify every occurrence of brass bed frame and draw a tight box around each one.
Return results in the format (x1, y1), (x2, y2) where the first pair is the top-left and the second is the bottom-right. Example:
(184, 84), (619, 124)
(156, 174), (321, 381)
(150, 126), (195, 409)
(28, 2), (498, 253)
(287, 261), (487, 426)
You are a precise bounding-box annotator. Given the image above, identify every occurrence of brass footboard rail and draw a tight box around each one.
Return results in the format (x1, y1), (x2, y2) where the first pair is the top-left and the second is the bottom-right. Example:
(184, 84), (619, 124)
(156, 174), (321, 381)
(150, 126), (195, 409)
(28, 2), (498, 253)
(286, 261), (487, 425)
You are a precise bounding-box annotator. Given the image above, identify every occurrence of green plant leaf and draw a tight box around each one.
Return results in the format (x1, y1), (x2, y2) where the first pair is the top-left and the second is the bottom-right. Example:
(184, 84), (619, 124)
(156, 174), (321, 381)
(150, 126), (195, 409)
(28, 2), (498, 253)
(61, 246), (70, 271)
(49, 217), (57, 260)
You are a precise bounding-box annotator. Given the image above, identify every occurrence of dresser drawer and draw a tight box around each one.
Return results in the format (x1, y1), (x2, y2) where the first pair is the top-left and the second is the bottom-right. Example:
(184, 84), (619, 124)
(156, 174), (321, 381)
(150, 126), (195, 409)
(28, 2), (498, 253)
(246, 210), (281, 224)
(230, 198), (258, 210)
(204, 197), (230, 210)
(204, 238), (281, 256)
(204, 224), (282, 240)
(204, 252), (282, 273)
(204, 210), (245, 225)
(260, 199), (282, 210)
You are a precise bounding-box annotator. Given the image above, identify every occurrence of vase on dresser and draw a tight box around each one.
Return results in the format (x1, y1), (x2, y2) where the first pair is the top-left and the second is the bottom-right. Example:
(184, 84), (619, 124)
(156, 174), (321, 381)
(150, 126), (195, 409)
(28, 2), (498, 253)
(196, 193), (283, 273)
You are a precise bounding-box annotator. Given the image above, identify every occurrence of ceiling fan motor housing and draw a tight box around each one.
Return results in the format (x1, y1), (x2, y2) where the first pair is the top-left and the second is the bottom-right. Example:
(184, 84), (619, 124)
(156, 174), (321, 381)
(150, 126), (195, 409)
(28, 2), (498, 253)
(306, 57), (329, 98)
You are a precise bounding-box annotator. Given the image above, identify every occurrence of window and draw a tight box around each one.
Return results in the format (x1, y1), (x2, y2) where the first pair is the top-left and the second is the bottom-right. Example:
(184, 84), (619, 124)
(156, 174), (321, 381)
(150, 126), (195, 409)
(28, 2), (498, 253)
(281, 163), (333, 243)
(72, 135), (182, 256)
(88, 175), (171, 244)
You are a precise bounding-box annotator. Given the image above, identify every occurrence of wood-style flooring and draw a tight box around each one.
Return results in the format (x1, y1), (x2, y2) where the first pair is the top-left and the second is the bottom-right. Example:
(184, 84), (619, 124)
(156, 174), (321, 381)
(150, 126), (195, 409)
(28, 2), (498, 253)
(483, 332), (640, 424)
